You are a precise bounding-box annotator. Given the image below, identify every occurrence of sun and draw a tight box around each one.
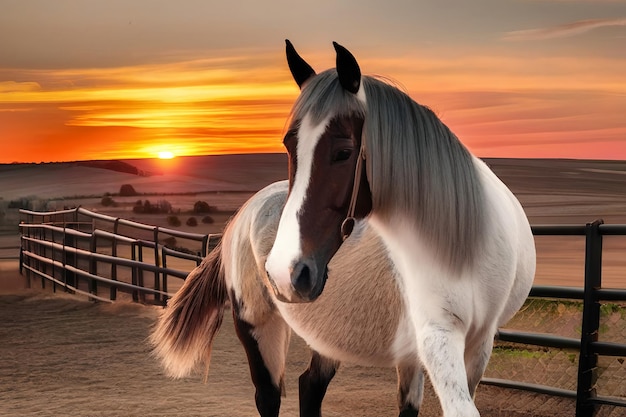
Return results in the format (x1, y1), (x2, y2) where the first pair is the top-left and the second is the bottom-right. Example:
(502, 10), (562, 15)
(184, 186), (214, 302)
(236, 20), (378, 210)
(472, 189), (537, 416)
(158, 151), (175, 159)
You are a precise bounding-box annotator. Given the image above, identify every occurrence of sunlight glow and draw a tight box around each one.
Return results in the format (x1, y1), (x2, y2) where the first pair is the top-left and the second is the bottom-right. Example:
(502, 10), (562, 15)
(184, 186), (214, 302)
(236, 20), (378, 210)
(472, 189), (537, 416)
(2, 50), (626, 162)
(158, 151), (175, 159)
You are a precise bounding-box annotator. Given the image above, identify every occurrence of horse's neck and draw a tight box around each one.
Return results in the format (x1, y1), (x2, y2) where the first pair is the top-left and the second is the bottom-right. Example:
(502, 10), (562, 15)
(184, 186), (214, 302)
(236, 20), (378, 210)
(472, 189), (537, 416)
(367, 157), (511, 277)
(368, 213), (451, 281)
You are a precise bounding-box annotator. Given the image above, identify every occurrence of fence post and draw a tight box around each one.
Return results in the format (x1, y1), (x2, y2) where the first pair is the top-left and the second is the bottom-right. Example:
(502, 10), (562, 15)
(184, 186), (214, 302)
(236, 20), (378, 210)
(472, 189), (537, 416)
(63, 227), (77, 290)
(161, 247), (168, 306)
(133, 242), (141, 302)
(111, 218), (120, 301)
(576, 219), (603, 417)
(153, 227), (161, 304)
(89, 233), (98, 298)
(110, 235), (118, 301)
(40, 225), (46, 289)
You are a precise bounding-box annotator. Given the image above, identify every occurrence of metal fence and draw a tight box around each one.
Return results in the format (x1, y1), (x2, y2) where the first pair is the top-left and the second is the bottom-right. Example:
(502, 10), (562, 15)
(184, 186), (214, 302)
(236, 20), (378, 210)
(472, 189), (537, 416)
(16, 209), (626, 417)
(483, 220), (626, 417)
(19, 207), (221, 304)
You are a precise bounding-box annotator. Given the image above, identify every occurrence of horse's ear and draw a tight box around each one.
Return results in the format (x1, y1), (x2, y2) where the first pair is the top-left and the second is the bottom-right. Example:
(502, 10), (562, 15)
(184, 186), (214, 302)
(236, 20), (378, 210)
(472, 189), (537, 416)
(286, 39), (316, 89)
(333, 41), (361, 94)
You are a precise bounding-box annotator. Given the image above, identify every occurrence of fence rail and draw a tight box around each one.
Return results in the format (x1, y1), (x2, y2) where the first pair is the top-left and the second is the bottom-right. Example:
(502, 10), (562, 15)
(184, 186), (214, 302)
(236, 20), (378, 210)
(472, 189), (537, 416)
(18, 207), (220, 304)
(15, 209), (626, 417)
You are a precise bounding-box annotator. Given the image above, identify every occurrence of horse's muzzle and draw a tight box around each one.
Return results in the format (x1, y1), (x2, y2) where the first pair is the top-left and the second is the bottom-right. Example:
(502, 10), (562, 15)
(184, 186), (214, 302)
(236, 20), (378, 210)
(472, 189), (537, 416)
(287, 260), (327, 302)
(266, 258), (328, 303)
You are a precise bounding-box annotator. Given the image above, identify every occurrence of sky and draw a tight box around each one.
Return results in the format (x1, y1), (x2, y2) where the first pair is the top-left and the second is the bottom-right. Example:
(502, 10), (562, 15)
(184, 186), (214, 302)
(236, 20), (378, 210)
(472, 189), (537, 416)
(1, 0), (625, 163)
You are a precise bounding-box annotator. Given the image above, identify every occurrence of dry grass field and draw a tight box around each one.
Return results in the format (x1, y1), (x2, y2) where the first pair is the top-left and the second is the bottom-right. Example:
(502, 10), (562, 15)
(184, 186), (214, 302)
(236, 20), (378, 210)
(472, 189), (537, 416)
(1, 154), (625, 416)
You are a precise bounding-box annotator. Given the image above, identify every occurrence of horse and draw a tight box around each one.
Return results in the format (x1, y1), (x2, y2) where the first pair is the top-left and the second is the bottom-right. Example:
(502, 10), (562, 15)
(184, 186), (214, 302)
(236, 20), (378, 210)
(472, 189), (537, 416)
(264, 41), (536, 417)
(152, 180), (425, 417)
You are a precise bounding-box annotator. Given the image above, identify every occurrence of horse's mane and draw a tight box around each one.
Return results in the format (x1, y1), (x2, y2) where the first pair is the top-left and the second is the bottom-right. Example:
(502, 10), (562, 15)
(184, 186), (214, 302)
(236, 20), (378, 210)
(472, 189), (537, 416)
(290, 70), (365, 127)
(293, 69), (486, 270)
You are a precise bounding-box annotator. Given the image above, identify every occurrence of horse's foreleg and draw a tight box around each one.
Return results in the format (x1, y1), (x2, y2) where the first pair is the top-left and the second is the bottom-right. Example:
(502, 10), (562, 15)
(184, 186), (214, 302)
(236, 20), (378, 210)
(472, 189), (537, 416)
(417, 324), (479, 417)
(232, 305), (291, 417)
(396, 362), (424, 417)
(298, 350), (340, 417)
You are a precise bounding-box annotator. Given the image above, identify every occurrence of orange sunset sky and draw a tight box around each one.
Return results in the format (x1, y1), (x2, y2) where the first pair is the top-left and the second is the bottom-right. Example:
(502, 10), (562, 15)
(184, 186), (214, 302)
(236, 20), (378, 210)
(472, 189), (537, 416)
(1, 0), (625, 163)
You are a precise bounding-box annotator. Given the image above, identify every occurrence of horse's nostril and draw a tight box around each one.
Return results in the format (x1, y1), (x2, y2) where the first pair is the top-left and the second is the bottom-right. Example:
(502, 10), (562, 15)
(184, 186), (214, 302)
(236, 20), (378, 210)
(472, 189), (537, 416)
(291, 261), (313, 297)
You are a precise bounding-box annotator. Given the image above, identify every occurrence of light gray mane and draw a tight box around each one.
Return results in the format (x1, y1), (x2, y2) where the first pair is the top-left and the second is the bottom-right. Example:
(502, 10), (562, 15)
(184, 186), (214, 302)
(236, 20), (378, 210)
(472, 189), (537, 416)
(290, 70), (365, 126)
(293, 69), (486, 270)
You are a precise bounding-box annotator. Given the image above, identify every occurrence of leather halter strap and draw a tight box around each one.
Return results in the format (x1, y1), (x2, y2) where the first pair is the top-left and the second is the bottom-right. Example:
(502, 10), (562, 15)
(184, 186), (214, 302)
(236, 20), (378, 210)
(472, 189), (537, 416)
(340, 140), (366, 241)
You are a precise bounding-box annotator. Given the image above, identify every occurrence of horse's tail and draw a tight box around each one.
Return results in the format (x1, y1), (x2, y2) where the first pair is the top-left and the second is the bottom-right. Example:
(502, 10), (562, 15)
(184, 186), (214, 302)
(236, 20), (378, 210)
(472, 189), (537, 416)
(150, 242), (227, 379)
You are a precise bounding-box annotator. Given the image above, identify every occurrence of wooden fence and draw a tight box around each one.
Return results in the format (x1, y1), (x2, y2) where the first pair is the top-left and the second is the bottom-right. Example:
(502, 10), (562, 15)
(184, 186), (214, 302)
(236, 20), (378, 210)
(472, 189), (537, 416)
(17, 209), (626, 417)
(19, 207), (220, 304)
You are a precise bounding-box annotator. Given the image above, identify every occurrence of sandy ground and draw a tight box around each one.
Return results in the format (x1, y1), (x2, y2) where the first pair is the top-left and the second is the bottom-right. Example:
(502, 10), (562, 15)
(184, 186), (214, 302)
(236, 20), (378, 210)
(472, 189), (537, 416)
(1, 156), (626, 416)
(0, 265), (624, 417)
(0, 289), (594, 417)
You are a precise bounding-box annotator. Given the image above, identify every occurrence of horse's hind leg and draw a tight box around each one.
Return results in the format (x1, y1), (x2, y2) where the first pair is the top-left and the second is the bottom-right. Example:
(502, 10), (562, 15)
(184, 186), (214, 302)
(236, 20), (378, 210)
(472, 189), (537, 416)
(396, 362), (424, 417)
(232, 303), (291, 417)
(465, 333), (495, 398)
(299, 350), (340, 417)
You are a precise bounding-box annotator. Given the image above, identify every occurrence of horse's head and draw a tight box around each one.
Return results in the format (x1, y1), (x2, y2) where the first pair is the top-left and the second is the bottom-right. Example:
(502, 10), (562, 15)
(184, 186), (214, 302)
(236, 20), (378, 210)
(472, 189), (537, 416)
(265, 40), (372, 303)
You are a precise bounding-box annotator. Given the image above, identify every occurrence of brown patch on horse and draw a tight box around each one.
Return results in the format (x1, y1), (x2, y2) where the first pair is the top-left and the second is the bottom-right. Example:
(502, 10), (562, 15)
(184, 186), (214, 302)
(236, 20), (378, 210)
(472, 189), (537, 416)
(229, 181), (404, 365)
(221, 192), (281, 326)
(252, 206), (404, 363)
(150, 243), (227, 379)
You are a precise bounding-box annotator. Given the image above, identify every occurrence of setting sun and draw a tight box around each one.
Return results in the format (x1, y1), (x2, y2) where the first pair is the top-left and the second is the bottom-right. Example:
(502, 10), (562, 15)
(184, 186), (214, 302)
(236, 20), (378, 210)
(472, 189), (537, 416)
(158, 151), (175, 159)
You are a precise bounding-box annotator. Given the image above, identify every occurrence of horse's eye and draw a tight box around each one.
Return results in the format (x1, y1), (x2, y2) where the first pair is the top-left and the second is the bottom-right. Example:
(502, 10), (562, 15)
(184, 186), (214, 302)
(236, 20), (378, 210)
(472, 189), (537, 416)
(283, 129), (298, 150)
(332, 149), (352, 163)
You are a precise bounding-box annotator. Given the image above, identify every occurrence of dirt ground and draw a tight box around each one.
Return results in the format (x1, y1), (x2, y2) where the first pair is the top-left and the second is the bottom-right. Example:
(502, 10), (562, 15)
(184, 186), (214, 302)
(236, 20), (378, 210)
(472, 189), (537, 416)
(2, 156), (626, 416)
(0, 289), (585, 417)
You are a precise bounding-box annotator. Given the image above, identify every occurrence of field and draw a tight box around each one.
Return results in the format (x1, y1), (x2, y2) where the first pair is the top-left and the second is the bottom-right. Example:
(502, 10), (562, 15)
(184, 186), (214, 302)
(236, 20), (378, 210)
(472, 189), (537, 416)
(3, 155), (626, 288)
(1, 154), (626, 416)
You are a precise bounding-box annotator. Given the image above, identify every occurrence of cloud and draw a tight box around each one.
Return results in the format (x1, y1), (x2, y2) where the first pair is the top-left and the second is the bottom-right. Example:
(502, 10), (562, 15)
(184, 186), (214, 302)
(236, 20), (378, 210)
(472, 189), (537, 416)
(0, 81), (41, 93)
(503, 18), (626, 41)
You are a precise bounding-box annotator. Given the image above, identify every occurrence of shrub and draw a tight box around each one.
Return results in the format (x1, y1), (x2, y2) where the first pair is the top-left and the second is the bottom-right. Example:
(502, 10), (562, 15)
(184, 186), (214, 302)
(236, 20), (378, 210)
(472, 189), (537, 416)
(161, 236), (177, 248)
(167, 215), (181, 227)
(101, 196), (116, 207)
(157, 199), (172, 214)
(119, 184), (138, 196)
(201, 215), (214, 224)
(193, 201), (215, 213)
(186, 217), (198, 227)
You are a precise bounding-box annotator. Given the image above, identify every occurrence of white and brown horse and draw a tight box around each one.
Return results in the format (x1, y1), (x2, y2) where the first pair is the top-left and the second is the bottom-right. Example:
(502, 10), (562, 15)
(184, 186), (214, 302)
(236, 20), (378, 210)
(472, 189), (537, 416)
(265, 41), (536, 417)
(152, 180), (421, 417)
(152, 41), (535, 417)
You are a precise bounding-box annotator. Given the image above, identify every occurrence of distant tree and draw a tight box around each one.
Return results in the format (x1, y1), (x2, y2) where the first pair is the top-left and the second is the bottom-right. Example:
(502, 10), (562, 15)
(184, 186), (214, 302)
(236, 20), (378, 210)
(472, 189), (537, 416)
(201, 215), (214, 224)
(132, 199), (171, 214)
(186, 217), (198, 227)
(132, 200), (144, 213)
(157, 199), (172, 214)
(119, 184), (138, 196)
(193, 201), (215, 213)
(101, 196), (116, 207)
(167, 215), (181, 227)
(8, 198), (29, 209)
